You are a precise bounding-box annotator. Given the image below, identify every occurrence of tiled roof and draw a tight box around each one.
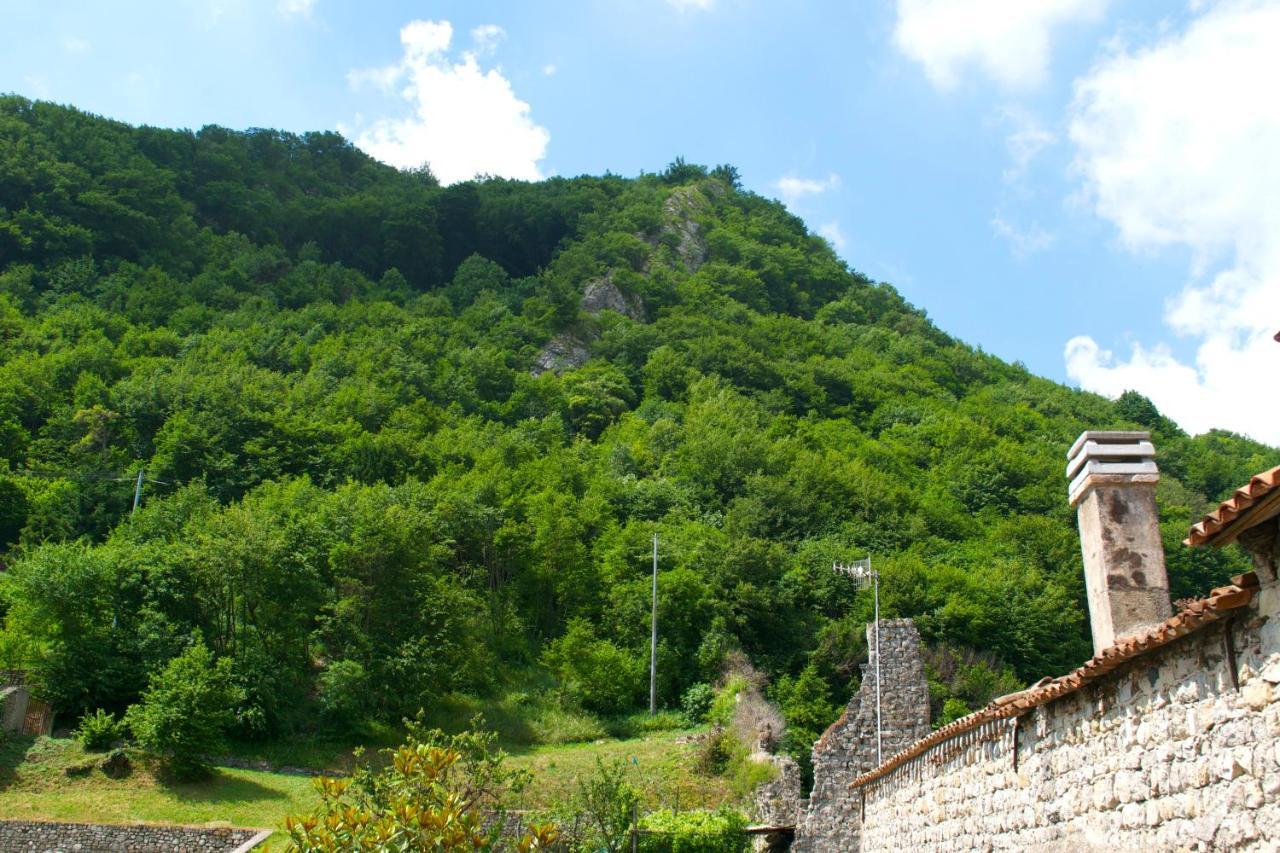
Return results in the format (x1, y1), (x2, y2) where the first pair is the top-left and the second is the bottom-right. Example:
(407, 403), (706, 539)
(848, 573), (1259, 791)
(1185, 466), (1280, 547)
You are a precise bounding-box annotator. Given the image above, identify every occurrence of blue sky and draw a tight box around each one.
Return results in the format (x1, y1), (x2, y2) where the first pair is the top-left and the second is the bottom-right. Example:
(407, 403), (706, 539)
(3, 0), (1278, 442)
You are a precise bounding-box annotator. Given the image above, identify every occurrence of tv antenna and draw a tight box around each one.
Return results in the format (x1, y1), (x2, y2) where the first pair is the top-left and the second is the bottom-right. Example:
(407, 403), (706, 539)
(834, 557), (881, 764)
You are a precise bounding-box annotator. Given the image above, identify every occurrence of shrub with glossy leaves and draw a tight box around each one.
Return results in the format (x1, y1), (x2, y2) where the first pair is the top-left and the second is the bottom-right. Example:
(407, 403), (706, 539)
(284, 722), (556, 852)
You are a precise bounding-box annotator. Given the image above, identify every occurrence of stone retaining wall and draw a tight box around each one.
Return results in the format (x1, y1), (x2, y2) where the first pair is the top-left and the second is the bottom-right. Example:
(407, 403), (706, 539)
(858, 584), (1280, 851)
(0, 820), (269, 852)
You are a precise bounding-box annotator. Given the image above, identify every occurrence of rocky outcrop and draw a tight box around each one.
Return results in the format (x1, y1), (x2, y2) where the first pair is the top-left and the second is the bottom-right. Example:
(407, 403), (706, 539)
(581, 273), (644, 321)
(661, 186), (709, 272)
(530, 333), (591, 376)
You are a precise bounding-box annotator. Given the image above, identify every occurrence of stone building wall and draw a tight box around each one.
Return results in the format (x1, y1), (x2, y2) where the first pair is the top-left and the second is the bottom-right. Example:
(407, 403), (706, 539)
(0, 820), (269, 851)
(792, 618), (931, 852)
(858, 584), (1280, 851)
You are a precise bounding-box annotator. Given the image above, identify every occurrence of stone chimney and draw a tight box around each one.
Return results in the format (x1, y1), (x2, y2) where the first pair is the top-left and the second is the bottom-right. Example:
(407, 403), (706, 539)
(1068, 431), (1172, 655)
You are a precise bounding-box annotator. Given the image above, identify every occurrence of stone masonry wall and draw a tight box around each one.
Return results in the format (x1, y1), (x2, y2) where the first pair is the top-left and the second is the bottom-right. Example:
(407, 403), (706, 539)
(0, 820), (269, 852)
(792, 618), (931, 852)
(859, 583), (1280, 851)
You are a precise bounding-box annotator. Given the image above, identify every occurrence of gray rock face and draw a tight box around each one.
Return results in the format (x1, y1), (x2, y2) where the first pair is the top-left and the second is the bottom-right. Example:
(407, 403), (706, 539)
(792, 619), (931, 852)
(660, 186), (709, 273)
(581, 274), (644, 321)
(530, 333), (590, 376)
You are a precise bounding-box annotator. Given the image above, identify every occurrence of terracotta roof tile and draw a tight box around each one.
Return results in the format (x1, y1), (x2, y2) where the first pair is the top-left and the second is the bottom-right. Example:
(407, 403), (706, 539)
(847, 573), (1258, 791)
(1186, 466), (1280, 546)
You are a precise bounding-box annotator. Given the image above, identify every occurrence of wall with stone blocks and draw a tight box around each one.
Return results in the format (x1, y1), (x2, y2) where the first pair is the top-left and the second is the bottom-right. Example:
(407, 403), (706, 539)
(792, 619), (931, 852)
(858, 585), (1280, 852)
(0, 820), (269, 852)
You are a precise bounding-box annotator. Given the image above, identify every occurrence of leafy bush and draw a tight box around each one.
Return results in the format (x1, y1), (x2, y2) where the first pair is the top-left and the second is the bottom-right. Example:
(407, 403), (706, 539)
(541, 619), (644, 715)
(706, 676), (747, 728)
(681, 683), (715, 724)
(316, 659), (367, 730)
(563, 758), (641, 853)
(606, 710), (688, 739)
(939, 697), (971, 726)
(74, 709), (125, 752)
(530, 705), (608, 744)
(285, 722), (556, 851)
(124, 640), (243, 779)
(639, 807), (749, 853)
(695, 726), (736, 776)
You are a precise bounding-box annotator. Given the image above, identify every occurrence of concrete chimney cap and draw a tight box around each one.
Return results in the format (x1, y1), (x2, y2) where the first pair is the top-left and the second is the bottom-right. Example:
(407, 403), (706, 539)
(1067, 430), (1151, 461)
(1066, 430), (1159, 506)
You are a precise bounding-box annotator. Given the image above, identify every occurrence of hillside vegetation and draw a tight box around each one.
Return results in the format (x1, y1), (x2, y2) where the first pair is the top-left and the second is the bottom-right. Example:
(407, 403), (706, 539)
(0, 95), (1275, 768)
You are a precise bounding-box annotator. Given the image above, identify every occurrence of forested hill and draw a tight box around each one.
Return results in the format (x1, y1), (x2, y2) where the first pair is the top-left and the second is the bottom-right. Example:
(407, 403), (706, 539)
(1, 95), (1276, 749)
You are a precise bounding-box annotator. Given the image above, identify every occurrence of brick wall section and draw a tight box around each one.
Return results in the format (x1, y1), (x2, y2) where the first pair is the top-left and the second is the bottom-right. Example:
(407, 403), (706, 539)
(792, 618), (931, 852)
(858, 584), (1280, 851)
(0, 820), (268, 851)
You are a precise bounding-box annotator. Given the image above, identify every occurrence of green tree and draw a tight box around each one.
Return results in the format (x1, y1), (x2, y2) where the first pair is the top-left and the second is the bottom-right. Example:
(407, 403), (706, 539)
(125, 640), (243, 779)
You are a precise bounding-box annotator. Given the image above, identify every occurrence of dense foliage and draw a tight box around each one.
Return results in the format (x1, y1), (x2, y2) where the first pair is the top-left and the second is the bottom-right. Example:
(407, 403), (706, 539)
(1, 96), (1275, 755)
(639, 809), (749, 853)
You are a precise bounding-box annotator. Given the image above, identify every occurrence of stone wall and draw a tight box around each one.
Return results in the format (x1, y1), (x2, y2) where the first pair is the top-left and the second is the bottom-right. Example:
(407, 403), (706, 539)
(0, 820), (269, 852)
(858, 584), (1280, 851)
(792, 618), (931, 852)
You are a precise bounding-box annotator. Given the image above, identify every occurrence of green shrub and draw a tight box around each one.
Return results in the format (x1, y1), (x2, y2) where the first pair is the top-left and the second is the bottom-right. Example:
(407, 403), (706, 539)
(531, 705), (607, 744)
(639, 807), (749, 853)
(606, 710), (687, 739)
(317, 659), (367, 729)
(695, 726), (735, 775)
(681, 683), (715, 724)
(566, 757), (640, 853)
(124, 640), (243, 780)
(706, 676), (747, 727)
(74, 709), (125, 752)
(542, 619), (644, 715)
(939, 697), (971, 726)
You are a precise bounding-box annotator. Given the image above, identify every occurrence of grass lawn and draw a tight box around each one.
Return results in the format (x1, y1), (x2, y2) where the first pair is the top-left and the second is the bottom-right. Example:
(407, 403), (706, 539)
(0, 735), (314, 847)
(0, 727), (740, 846)
(505, 730), (737, 812)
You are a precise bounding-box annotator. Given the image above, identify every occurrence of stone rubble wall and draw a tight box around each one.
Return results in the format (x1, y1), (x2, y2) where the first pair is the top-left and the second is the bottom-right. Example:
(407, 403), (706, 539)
(0, 820), (269, 852)
(859, 584), (1280, 852)
(792, 618), (931, 852)
(752, 751), (802, 826)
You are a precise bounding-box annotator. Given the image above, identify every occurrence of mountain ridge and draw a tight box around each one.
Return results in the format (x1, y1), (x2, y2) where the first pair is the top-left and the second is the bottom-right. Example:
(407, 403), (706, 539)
(0, 95), (1275, 760)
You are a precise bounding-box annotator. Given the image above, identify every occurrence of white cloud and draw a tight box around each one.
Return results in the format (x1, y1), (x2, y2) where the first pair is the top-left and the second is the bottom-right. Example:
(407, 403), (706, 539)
(542, 63), (558, 76)
(894, 0), (1108, 90)
(818, 221), (848, 251)
(999, 107), (1055, 184)
(773, 172), (841, 207)
(61, 36), (90, 54)
(1064, 0), (1280, 443)
(470, 24), (506, 54)
(346, 19), (550, 185)
(278, 0), (315, 19)
(991, 216), (1055, 256)
(668, 0), (714, 10)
